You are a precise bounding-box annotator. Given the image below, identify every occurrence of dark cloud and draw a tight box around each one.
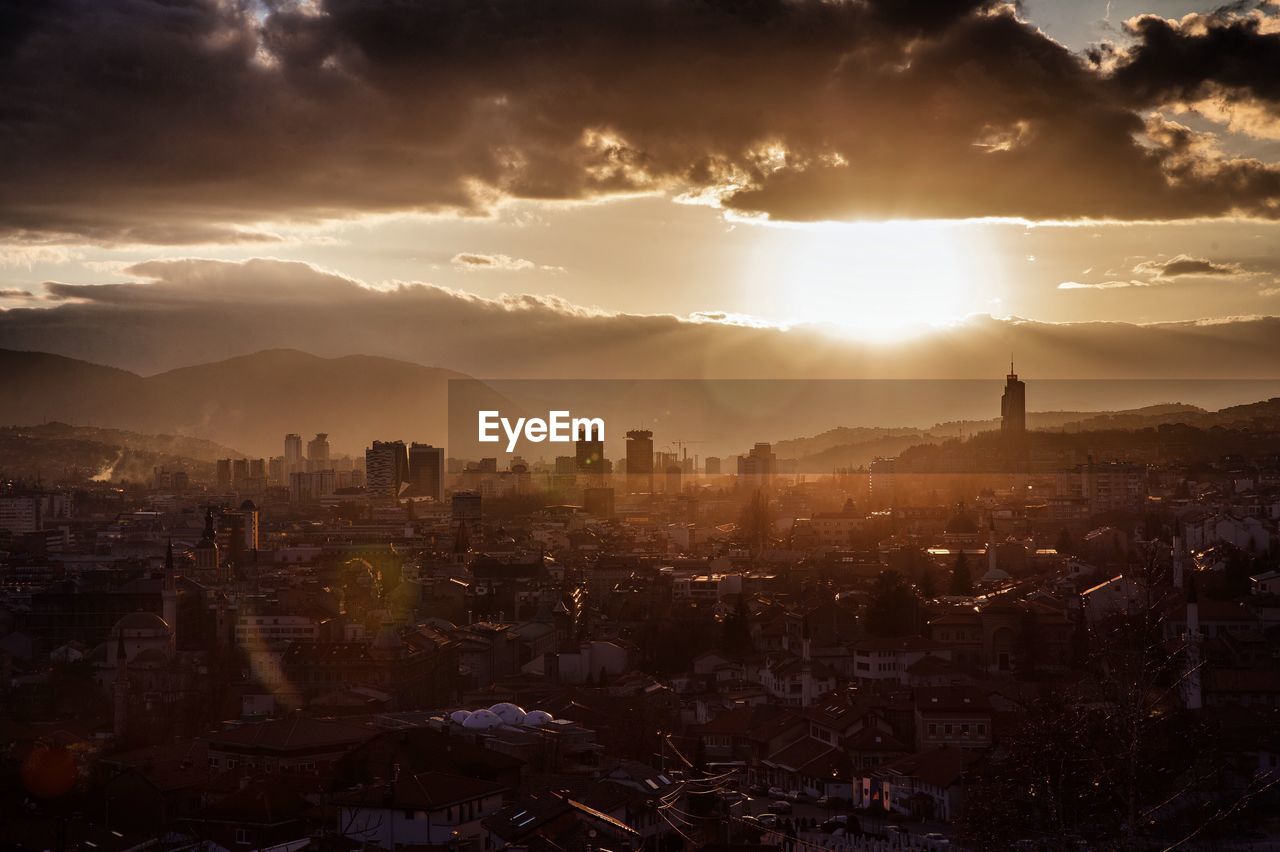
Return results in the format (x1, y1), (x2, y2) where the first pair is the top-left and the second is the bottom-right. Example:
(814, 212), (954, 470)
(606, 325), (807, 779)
(0, 289), (35, 299)
(5, 258), (1280, 380)
(3, 0), (1280, 244)
(1134, 254), (1245, 278)
(1107, 5), (1280, 110)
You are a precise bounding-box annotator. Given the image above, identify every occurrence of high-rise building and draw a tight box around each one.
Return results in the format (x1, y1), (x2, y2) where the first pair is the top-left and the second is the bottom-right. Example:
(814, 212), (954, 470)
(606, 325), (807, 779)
(1001, 362), (1026, 438)
(365, 440), (409, 500)
(625, 429), (654, 493)
(284, 433), (303, 473)
(268, 456), (285, 485)
(704, 456), (721, 476)
(307, 433), (331, 471)
(738, 443), (776, 489)
(575, 437), (605, 478)
(216, 458), (233, 490)
(408, 443), (444, 501)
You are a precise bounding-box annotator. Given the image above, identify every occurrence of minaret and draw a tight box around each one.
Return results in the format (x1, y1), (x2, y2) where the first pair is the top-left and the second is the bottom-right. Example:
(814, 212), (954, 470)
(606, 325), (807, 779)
(113, 631), (129, 739)
(1171, 522), (1185, 589)
(162, 539), (178, 646)
(987, 515), (998, 578)
(1184, 572), (1202, 711)
(799, 617), (813, 707)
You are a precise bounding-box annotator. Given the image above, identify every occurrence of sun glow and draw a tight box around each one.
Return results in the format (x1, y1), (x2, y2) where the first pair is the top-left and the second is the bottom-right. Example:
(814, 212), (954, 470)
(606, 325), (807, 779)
(749, 221), (993, 341)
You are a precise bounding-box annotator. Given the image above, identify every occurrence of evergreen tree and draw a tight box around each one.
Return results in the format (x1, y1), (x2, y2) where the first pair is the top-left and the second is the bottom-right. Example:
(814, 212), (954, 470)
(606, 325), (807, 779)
(1055, 527), (1074, 556)
(950, 550), (973, 596)
(864, 570), (918, 637)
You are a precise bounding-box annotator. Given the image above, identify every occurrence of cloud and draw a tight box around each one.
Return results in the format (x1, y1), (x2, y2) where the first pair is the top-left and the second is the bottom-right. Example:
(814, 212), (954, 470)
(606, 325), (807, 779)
(1058, 280), (1151, 290)
(4, 0), (1280, 245)
(450, 253), (564, 273)
(0, 288), (36, 299)
(4, 258), (1280, 379)
(1133, 254), (1245, 278)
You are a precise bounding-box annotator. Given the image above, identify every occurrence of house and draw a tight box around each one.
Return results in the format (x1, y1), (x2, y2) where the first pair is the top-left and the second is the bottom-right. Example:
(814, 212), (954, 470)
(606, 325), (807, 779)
(1250, 569), (1280, 596)
(204, 716), (373, 775)
(758, 736), (853, 799)
(912, 687), (993, 751)
(339, 770), (509, 848)
(858, 746), (978, 823)
(185, 778), (312, 851)
(849, 636), (952, 683)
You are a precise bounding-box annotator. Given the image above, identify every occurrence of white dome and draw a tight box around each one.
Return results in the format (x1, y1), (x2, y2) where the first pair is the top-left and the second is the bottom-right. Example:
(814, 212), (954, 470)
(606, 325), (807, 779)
(488, 702), (527, 725)
(522, 710), (554, 727)
(449, 710), (472, 725)
(462, 709), (502, 730)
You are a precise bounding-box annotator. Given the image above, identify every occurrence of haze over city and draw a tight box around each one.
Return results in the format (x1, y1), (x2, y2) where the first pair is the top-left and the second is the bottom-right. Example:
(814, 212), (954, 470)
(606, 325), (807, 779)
(3, 2), (1280, 851)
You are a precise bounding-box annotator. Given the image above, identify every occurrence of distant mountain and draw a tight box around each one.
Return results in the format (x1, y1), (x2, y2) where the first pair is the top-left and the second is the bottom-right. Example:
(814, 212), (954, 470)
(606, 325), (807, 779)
(779, 399), (1280, 471)
(0, 423), (243, 483)
(0, 348), (477, 456)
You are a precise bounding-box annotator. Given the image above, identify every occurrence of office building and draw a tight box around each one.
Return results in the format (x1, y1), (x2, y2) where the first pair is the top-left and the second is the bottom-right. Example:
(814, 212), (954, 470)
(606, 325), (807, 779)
(408, 443), (445, 501)
(365, 440), (409, 500)
(1001, 362), (1026, 438)
(625, 429), (654, 493)
(307, 433), (331, 471)
(284, 433), (303, 474)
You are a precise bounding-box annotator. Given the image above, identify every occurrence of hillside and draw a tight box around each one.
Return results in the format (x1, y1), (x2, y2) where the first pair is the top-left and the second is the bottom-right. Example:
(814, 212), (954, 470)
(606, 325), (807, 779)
(0, 348), (476, 456)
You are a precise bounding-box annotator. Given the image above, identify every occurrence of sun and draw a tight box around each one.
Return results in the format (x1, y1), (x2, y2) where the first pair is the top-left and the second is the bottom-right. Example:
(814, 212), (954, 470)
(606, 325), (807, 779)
(748, 220), (992, 341)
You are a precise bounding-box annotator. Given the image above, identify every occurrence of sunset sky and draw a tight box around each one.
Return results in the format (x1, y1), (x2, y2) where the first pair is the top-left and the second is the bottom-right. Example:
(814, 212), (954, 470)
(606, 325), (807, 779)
(3, 0), (1280, 375)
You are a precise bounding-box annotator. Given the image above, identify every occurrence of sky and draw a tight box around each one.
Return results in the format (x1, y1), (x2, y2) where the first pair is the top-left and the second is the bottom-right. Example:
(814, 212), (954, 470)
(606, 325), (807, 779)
(2, 0), (1280, 376)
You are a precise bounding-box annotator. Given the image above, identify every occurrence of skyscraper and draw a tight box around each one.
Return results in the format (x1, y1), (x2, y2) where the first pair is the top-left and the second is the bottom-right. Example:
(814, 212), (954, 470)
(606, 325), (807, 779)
(575, 436), (605, 478)
(365, 440), (409, 500)
(307, 433), (331, 471)
(284, 433), (303, 473)
(625, 429), (654, 494)
(408, 443), (444, 501)
(1001, 361), (1026, 438)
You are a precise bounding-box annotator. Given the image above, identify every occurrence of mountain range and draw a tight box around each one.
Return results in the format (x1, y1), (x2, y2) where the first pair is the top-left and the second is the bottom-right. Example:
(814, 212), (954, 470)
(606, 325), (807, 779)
(0, 348), (471, 458)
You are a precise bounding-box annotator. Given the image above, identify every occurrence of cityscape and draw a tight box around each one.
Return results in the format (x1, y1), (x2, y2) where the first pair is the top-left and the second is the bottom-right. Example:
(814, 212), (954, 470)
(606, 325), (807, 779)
(4, 0), (1280, 850)
(3, 362), (1280, 850)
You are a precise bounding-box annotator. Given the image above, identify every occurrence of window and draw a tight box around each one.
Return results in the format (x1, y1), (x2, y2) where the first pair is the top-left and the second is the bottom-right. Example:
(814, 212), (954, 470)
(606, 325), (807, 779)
(961, 724), (970, 738)
(927, 724), (937, 736)
(235, 829), (249, 845)
(977, 724), (986, 736)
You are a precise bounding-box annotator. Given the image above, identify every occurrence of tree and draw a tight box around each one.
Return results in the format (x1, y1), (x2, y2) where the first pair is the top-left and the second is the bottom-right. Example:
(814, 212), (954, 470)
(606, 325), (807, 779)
(720, 596), (753, 656)
(1055, 527), (1075, 556)
(917, 563), (937, 599)
(949, 550), (973, 596)
(864, 570), (918, 638)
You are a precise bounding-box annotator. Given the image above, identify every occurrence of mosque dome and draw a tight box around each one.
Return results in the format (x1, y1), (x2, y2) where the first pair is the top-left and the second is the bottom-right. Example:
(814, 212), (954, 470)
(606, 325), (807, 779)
(462, 709), (502, 730)
(522, 710), (554, 727)
(488, 702), (527, 725)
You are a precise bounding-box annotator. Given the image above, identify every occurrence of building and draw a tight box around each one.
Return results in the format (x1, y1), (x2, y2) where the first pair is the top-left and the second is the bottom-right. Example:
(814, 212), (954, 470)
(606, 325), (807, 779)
(409, 442), (445, 501)
(366, 440), (409, 500)
(307, 433), (330, 471)
(216, 459), (232, 490)
(0, 493), (70, 535)
(625, 429), (654, 493)
(284, 433), (303, 474)
(339, 772), (509, 849)
(575, 436), (606, 479)
(705, 456), (721, 475)
(1000, 361), (1026, 438)
(1056, 458), (1146, 514)
(290, 470), (336, 502)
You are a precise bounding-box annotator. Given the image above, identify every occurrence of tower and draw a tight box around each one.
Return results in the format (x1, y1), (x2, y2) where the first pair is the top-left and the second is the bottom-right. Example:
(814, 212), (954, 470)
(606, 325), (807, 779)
(162, 539), (178, 643)
(1001, 361), (1026, 437)
(194, 507), (220, 579)
(987, 514), (998, 578)
(113, 632), (129, 739)
(1171, 522), (1185, 589)
(1184, 573), (1202, 711)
